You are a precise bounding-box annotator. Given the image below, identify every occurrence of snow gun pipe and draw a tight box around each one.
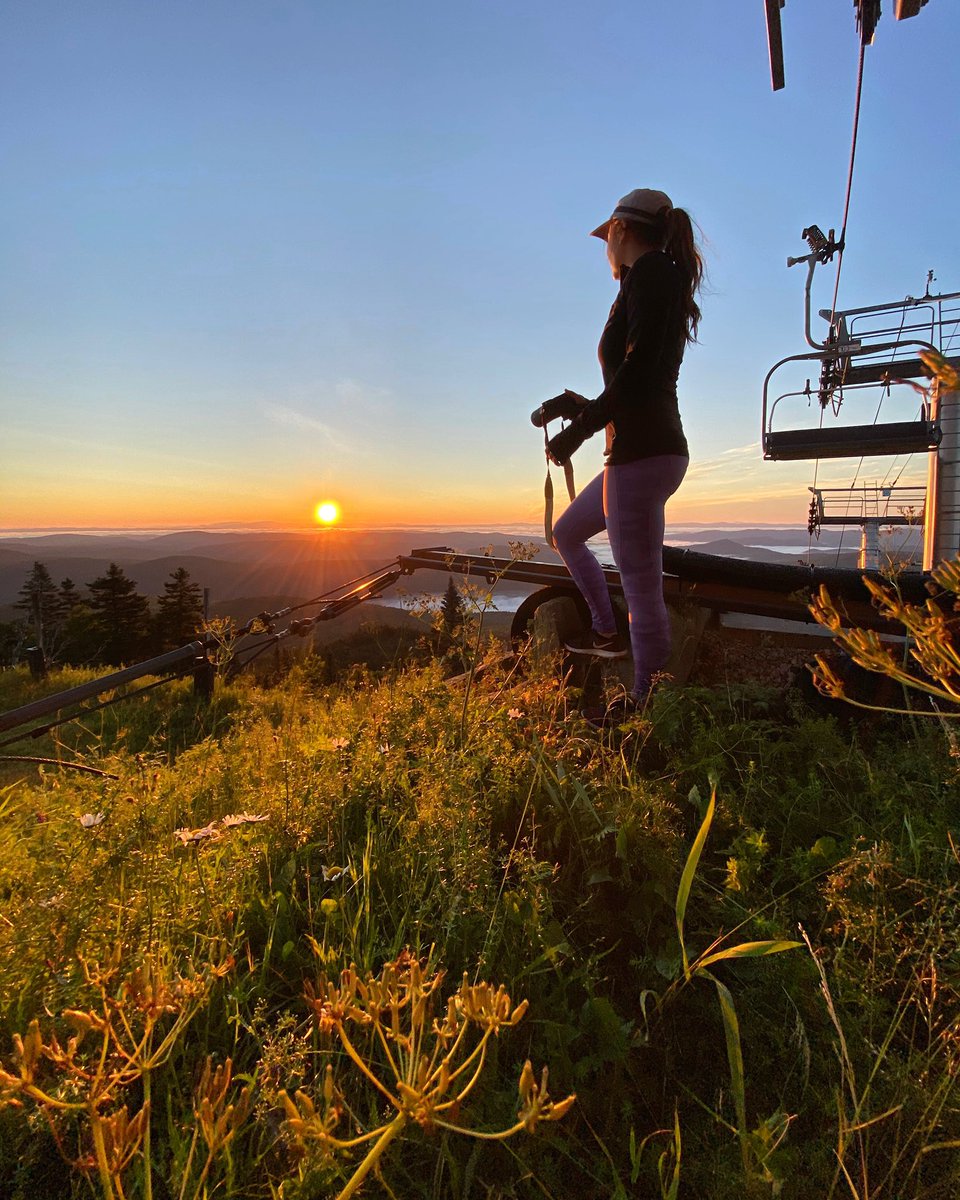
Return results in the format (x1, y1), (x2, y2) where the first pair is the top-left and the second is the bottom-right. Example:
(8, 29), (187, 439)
(0, 641), (208, 734)
(396, 546), (936, 631)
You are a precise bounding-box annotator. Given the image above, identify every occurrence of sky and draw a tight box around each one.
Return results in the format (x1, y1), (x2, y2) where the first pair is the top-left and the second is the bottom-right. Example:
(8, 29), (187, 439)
(2, 0), (959, 531)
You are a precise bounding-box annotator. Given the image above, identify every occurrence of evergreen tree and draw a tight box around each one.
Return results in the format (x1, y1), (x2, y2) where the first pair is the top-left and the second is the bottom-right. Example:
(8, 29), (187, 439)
(58, 578), (83, 612)
(14, 562), (60, 657)
(155, 567), (205, 650)
(53, 577), (104, 664)
(440, 576), (465, 634)
(86, 563), (150, 665)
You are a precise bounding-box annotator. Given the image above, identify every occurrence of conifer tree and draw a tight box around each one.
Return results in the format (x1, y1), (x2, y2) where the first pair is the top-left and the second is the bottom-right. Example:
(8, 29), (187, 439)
(58, 578), (83, 612)
(86, 563), (150, 665)
(57, 578), (98, 666)
(14, 562), (60, 657)
(440, 576), (465, 634)
(155, 567), (205, 650)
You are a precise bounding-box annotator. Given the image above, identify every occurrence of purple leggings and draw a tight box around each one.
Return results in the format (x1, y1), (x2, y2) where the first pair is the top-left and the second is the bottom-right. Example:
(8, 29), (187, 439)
(553, 455), (688, 696)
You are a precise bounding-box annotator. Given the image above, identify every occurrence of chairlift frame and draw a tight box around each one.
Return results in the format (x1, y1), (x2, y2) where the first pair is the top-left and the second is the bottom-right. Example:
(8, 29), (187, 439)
(762, 278), (959, 462)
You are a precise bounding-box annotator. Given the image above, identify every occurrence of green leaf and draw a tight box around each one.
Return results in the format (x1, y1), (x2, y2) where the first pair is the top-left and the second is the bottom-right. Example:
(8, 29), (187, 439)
(676, 786), (716, 980)
(659, 1107), (682, 1200)
(695, 939), (802, 970)
(705, 970), (749, 1176)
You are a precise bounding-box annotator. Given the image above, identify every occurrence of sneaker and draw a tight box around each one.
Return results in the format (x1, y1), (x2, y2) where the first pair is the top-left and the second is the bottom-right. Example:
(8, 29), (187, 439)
(563, 629), (628, 659)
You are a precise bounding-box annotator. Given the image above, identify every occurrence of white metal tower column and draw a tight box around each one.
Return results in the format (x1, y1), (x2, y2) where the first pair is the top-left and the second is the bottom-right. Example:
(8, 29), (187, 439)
(924, 388), (960, 570)
(859, 521), (880, 571)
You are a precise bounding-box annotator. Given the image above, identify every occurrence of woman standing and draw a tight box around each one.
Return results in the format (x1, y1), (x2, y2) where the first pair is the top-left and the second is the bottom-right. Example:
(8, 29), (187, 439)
(545, 187), (704, 719)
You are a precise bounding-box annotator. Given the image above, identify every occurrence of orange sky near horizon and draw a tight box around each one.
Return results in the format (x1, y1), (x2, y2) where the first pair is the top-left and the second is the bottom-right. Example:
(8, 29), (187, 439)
(0, 456), (836, 532)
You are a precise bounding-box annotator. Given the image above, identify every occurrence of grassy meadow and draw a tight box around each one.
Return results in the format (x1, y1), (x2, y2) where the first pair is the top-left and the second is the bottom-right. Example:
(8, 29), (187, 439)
(1, 621), (959, 1198)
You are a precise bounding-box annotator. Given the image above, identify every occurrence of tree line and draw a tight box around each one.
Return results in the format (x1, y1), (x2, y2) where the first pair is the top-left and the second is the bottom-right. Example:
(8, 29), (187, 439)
(0, 561), (206, 669)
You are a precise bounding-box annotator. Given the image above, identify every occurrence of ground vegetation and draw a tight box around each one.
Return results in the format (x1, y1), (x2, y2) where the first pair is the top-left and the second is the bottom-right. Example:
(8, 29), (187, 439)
(0, 592), (958, 1198)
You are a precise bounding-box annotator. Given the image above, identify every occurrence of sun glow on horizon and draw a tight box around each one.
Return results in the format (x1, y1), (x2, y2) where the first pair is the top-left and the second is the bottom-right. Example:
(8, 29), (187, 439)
(315, 501), (340, 526)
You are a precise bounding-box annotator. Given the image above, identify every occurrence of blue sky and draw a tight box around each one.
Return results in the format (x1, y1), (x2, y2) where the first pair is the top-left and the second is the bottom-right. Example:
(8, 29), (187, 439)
(2, 0), (958, 529)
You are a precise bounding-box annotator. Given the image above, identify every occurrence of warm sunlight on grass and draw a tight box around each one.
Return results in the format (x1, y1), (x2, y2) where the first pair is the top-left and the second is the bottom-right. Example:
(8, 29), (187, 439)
(314, 500), (340, 525)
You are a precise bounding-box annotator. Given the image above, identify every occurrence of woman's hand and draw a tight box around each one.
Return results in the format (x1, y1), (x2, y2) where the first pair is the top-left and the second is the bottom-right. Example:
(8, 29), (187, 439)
(546, 420), (588, 465)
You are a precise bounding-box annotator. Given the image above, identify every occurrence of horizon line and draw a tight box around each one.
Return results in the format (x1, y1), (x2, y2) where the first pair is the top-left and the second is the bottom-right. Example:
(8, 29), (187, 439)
(0, 520), (816, 537)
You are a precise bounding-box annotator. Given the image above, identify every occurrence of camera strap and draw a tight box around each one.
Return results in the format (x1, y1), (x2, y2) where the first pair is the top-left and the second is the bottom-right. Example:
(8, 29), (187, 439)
(543, 424), (576, 549)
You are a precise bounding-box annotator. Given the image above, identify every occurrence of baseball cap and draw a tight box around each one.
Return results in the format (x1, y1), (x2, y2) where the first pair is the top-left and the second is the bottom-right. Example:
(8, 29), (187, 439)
(590, 188), (673, 240)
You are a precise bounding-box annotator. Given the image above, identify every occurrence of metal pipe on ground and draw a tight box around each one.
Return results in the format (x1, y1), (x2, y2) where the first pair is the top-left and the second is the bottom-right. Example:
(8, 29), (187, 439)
(0, 641), (207, 734)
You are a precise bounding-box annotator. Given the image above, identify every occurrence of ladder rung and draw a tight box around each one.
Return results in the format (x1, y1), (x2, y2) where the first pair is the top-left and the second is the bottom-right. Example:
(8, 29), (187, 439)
(764, 420), (941, 461)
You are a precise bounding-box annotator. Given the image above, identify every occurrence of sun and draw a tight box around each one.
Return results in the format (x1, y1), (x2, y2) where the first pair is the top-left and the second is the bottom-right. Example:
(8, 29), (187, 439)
(314, 501), (340, 526)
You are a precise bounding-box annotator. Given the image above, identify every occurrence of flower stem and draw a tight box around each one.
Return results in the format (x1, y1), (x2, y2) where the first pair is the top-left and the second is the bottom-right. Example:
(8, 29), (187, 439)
(142, 1071), (153, 1200)
(90, 1112), (116, 1200)
(335, 1112), (406, 1200)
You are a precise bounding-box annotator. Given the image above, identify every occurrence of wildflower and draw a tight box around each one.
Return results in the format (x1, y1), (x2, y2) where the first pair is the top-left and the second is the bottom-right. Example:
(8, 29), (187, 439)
(219, 812), (269, 828)
(318, 735), (350, 751)
(321, 865), (348, 882)
(173, 824), (221, 846)
(507, 708), (524, 720)
(79, 812), (106, 829)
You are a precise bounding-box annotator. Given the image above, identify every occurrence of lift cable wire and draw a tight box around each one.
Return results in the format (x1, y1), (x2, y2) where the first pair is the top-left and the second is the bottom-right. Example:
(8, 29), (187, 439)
(828, 37), (867, 328)
(223, 560), (403, 642)
(805, 35), (868, 558)
(877, 307), (918, 491)
(832, 302), (915, 567)
(220, 558), (404, 678)
(801, 400), (830, 554)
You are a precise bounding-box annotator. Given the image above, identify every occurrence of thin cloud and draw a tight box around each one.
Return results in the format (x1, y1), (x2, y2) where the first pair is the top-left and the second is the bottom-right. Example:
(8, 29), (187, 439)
(332, 379), (393, 413)
(264, 403), (356, 455)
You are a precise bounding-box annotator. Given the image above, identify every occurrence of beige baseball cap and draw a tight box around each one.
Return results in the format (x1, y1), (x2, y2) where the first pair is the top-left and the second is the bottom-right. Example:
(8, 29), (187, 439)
(590, 188), (673, 239)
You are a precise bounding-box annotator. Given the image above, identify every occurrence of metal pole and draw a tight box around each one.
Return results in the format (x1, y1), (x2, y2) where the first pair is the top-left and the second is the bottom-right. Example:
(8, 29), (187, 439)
(0, 641), (207, 734)
(925, 388), (960, 570)
(859, 521), (880, 571)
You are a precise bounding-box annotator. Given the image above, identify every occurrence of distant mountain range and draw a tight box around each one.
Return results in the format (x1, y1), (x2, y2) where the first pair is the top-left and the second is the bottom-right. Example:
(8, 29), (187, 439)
(0, 525), (922, 621)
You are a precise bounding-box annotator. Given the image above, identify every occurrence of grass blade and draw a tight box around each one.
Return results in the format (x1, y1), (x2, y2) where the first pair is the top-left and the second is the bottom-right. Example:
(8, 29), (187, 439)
(696, 939), (802, 970)
(676, 786), (716, 981)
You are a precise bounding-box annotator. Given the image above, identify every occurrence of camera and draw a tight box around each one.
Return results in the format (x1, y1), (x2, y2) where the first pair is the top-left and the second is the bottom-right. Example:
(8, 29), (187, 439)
(530, 390), (586, 428)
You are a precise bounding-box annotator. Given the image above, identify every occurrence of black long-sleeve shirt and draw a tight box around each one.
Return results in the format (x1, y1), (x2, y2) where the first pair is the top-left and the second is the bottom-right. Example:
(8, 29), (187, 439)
(577, 250), (689, 464)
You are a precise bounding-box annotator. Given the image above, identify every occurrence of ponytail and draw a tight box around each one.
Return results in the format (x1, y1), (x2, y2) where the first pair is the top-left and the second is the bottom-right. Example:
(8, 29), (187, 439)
(618, 202), (705, 342)
(662, 206), (704, 343)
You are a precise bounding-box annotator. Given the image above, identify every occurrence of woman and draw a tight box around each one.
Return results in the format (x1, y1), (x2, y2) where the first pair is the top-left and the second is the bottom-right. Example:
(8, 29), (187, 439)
(546, 187), (703, 719)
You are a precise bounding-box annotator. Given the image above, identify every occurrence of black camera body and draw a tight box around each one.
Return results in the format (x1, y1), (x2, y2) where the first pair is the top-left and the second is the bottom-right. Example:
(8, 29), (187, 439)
(531, 390), (585, 428)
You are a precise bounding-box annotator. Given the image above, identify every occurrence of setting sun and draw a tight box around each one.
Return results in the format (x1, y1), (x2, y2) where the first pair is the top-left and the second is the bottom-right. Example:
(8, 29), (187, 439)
(315, 501), (340, 525)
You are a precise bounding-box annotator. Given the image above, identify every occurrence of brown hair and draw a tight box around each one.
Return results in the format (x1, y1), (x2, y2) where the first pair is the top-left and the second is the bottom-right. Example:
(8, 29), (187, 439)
(620, 206), (704, 343)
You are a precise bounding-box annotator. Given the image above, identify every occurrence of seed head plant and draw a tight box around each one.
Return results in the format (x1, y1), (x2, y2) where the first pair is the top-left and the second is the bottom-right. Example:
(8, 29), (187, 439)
(282, 950), (575, 1200)
(0, 948), (234, 1200)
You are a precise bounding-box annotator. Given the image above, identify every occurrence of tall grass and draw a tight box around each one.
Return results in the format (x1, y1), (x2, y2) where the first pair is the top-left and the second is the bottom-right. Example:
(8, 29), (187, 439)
(0, 644), (958, 1197)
